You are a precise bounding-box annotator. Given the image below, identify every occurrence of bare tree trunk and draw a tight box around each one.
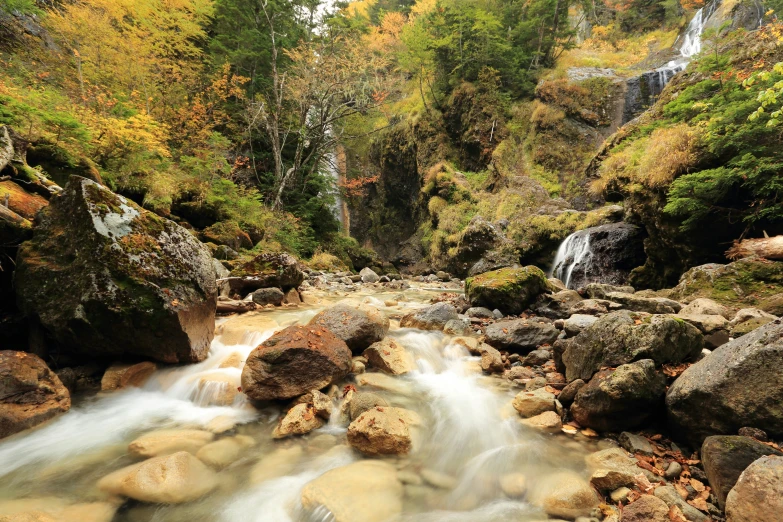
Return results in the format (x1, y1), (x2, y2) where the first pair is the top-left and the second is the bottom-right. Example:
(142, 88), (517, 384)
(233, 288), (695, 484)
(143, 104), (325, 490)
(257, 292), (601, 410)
(727, 236), (783, 261)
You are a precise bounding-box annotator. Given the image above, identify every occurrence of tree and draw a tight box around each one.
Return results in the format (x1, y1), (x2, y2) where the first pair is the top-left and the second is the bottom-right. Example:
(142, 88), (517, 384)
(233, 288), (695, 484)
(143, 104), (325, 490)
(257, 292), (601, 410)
(246, 4), (394, 209)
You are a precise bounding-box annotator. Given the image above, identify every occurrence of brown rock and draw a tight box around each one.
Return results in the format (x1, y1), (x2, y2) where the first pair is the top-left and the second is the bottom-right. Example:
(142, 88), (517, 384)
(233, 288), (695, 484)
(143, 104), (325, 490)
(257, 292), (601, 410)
(0, 351), (70, 439)
(0, 180), (48, 220)
(240, 325), (352, 401)
(347, 406), (417, 455)
(100, 362), (157, 391)
(309, 302), (389, 354)
(621, 495), (669, 522)
(272, 403), (325, 439)
(364, 338), (415, 375)
(127, 429), (214, 458)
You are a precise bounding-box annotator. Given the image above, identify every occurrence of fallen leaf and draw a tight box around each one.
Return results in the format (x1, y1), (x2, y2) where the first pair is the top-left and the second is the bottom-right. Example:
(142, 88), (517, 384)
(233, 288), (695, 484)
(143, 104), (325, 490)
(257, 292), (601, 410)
(689, 478), (706, 493)
(668, 505), (688, 522)
(581, 428), (598, 437)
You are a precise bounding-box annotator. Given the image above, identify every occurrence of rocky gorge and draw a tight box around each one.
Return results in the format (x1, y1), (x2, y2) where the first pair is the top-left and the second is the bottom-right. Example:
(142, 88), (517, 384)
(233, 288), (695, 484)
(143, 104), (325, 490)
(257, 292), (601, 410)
(1, 0), (783, 520)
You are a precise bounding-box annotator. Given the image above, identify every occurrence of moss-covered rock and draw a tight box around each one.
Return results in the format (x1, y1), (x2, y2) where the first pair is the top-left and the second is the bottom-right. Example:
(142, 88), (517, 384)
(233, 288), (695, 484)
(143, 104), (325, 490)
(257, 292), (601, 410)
(668, 257), (783, 314)
(465, 266), (552, 315)
(15, 176), (217, 363)
(0, 180), (48, 220)
(227, 252), (304, 295)
(201, 221), (253, 251)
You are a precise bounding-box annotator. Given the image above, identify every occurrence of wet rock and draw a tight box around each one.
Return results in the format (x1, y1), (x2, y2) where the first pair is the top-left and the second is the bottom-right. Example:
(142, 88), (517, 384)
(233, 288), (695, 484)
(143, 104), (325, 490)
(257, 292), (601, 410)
(195, 435), (255, 469)
(241, 325), (352, 401)
(15, 177), (218, 363)
(250, 287), (285, 306)
(100, 362), (157, 391)
(283, 288), (302, 305)
(583, 283), (635, 299)
(505, 366), (536, 381)
(590, 468), (637, 493)
(97, 451), (218, 504)
(249, 445), (303, 484)
(654, 485), (708, 522)
(701, 435), (783, 508)
(484, 319), (559, 354)
(512, 388), (557, 418)
(620, 495), (669, 522)
(526, 376), (548, 390)
(666, 319), (783, 446)
(347, 406), (416, 455)
(725, 455), (783, 522)
(301, 460), (403, 522)
(558, 379), (585, 406)
(477, 343), (504, 374)
(272, 403), (325, 439)
(619, 432), (654, 457)
(499, 472), (528, 498)
(349, 392), (388, 421)
(227, 252), (304, 294)
(309, 389), (334, 419)
(0, 499), (117, 522)
(364, 338), (415, 375)
(571, 360), (666, 432)
(465, 266), (552, 315)
(359, 267), (380, 283)
(563, 314), (598, 337)
(521, 411), (563, 433)
(310, 302), (389, 354)
(0, 351), (71, 439)
(400, 302), (458, 331)
(585, 448), (638, 473)
(128, 429), (215, 458)
(669, 258), (783, 315)
(195, 373), (238, 406)
(529, 471), (600, 519)
(443, 318), (471, 336)
(559, 310), (703, 382)
(420, 468), (457, 489)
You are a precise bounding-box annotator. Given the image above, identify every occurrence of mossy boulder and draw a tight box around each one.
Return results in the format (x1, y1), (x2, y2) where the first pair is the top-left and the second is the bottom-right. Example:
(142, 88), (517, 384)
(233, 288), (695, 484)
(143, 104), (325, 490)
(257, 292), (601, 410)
(0, 180), (48, 220)
(14, 177), (218, 363)
(227, 252), (305, 296)
(465, 266), (553, 315)
(557, 310), (703, 382)
(201, 221), (253, 251)
(668, 257), (783, 314)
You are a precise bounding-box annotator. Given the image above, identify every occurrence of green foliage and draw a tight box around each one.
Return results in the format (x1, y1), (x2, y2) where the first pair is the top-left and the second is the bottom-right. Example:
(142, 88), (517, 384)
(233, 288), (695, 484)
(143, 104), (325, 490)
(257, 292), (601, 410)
(1, 0), (40, 15)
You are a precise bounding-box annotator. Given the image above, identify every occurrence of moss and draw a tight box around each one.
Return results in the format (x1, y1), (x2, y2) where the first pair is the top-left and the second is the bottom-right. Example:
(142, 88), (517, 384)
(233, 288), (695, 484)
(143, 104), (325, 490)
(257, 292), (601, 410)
(465, 266), (552, 314)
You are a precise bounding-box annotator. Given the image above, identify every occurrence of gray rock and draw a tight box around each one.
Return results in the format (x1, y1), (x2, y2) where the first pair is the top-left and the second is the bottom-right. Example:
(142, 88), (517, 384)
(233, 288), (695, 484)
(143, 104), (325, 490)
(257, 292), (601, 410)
(681, 298), (732, 320)
(603, 292), (677, 314)
(583, 283), (635, 299)
(309, 302), (389, 354)
(250, 287), (285, 306)
(725, 455), (783, 522)
(523, 349), (552, 366)
(664, 461), (682, 479)
(571, 360), (666, 432)
(465, 307), (495, 319)
(619, 432), (654, 456)
(359, 267), (380, 283)
(484, 319), (559, 354)
(702, 435), (783, 508)
(666, 319), (783, 446)
(227, 252), (304, 294)
(558, 379), (585, 406)
(443, 318), (471, 336)
(400, 302), (459, 331)
(563, 314), (598, 337)
(349, 392), (389, 421)
(559, 310), (703, 382)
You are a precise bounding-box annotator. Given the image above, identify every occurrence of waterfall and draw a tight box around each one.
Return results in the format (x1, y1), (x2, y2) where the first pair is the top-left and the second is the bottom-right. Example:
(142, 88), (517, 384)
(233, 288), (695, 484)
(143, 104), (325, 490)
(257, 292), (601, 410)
(550, 229), (593, 289)
(623, 1), (720, 122)
(323, 148), (346, 233)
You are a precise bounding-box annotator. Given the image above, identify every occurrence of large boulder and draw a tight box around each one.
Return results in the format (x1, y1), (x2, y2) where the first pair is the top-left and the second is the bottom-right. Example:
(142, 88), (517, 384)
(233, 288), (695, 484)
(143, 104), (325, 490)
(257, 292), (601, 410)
(484, 319), (559, 354)
(669, 257), (783, 314)
(0, 351), (70, 439)
(240, 325), (352, 401)
(309, 303), (389, 354)
(14, 177), (217, 363)
(300, 460), (403, 522)
(551, 223), (646, 290)
(97, 451), (218, 504)
(702, 435), (783, 509)
(666, 319), (783, 445)
(399, 302), (458, 331)
(227, 252), (304, 295)
(571, 359), (666, 432)
(725, 455), (783, 522)
(465, 266), (552, 315)
(558, 310), (703, 382)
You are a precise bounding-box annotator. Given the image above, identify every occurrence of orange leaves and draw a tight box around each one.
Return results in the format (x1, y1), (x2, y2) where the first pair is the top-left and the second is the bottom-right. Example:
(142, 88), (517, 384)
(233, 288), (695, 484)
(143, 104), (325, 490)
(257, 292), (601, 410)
(662, 363), (690, 378)
(339, 175), (380, 198)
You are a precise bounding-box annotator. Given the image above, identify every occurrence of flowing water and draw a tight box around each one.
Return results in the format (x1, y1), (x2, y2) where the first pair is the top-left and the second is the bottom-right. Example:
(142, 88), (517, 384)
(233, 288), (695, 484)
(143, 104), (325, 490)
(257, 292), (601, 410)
(550, 230), (593, 290)
(0, 286), (603, 522)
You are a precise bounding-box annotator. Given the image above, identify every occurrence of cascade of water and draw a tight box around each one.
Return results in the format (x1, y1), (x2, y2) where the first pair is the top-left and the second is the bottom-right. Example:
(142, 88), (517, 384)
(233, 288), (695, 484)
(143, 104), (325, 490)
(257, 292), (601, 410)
(323, 150), (345, 233)
(550, 230), (593, 289)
